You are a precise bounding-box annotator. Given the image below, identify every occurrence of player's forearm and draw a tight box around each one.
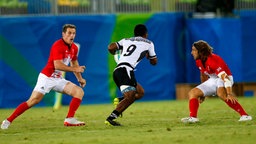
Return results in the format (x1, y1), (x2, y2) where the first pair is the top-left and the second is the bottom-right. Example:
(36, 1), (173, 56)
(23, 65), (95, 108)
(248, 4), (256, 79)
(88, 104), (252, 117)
(73, 72), (83, 81)
(54, 60), (75, 72)
(70, 60), (84, 80)
(226, 87), (233, 95)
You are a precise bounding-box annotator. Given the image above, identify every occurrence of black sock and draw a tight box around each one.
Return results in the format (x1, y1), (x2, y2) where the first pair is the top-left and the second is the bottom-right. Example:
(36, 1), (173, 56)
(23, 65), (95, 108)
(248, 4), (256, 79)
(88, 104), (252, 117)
(107, 110), (120, 120)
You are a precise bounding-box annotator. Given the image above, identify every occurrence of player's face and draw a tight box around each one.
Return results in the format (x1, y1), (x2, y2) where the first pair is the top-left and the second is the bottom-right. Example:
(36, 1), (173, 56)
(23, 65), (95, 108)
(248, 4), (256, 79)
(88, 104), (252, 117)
(191, 46), (199, 60)
(62, 28), (76, 45)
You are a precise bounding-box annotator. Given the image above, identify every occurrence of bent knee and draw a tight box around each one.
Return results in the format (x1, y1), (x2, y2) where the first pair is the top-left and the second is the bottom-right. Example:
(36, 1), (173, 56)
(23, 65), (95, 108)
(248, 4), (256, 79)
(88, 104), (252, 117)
(188, 91), (195, 99)
(72, 86), (84, 99)
(135, 84), (144, 100)
(135, 90), (144, 100)
(64, 83), (84, 99)
(67, 86), (84, 99)
(138, 88), (145, 96)
(188, 88), (203, 99)
(135, 92), (144, 100)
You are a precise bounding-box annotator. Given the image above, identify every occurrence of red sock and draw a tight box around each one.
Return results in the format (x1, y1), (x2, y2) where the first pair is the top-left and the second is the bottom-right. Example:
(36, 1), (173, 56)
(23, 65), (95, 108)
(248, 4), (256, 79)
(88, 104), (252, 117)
(66, 98), (82, 118)
(189, 98), (199, 117)
(225, 100), (247, 116)
(7, 102), (29, 122)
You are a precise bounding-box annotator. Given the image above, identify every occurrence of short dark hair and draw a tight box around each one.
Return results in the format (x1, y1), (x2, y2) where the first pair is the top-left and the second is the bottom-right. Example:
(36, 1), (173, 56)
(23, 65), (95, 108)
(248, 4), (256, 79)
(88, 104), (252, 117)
(62, 24), (76, 32)
(134, 24), (147, 37)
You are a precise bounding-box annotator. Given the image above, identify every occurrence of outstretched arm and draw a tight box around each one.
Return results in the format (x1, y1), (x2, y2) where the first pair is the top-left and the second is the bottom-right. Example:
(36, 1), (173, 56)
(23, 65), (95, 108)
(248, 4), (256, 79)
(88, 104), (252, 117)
(54, 60), (85, 73)
(218, 71), (237, 104)
(54, 60), (86, 87)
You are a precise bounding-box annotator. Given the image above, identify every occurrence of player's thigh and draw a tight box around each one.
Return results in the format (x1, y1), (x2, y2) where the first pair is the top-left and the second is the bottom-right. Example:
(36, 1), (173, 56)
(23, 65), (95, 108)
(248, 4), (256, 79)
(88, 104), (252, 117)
(113, 67), (127, 87)
(52, 78), (69, 93)
(114, 67), (136, 88)
(216, 87), (227, 101)
(34, 73), (55, 94)
(188, 87), (204, 99)
(196, 78), (218, 96)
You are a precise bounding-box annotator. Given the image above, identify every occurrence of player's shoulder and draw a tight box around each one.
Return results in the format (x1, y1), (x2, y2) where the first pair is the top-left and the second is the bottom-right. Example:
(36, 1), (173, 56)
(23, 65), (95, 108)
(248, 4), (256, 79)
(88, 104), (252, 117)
(211, 53), (221, 58)
(52, 39), (64, 46)
(56, 38), (63, 43)
(207, 54), (226, 67)
(127, 37), (152, 44)
(209, 53), (223, 61)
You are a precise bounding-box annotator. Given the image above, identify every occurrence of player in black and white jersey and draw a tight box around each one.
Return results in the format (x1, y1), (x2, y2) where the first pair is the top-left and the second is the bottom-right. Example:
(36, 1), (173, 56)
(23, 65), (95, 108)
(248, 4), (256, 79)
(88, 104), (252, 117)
(105, 24), (157, 126)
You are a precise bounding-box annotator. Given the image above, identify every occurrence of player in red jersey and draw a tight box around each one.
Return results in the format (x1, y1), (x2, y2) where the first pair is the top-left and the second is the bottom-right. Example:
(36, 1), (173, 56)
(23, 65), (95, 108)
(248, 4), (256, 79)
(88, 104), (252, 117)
(1, 24), (86, 129)
(181, 40), (252, 123)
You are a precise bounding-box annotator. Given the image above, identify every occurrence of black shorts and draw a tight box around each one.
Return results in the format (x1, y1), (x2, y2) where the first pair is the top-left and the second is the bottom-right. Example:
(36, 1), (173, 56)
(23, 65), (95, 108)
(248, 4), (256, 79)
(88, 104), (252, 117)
(113, 67), (137, 89)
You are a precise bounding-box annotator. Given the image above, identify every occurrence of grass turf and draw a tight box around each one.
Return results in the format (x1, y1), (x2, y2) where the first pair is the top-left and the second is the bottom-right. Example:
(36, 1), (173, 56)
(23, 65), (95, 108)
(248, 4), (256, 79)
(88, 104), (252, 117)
(0, 96), (255, 144)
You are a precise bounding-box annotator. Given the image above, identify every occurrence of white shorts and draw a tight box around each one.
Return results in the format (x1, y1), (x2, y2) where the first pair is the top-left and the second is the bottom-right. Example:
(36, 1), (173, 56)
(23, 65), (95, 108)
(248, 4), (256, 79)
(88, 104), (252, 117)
(196, 76), (234, 97)
(33, 73), (70, 94)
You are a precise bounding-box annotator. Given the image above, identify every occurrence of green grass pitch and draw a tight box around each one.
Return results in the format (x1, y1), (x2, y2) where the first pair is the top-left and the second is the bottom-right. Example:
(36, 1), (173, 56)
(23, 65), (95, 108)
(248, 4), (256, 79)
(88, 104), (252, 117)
(0, 96), (255, 144)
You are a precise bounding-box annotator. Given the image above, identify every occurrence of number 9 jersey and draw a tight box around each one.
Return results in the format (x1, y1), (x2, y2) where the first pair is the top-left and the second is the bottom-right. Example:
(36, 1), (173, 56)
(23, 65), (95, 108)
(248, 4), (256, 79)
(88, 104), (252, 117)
(115, 36), (157, 69)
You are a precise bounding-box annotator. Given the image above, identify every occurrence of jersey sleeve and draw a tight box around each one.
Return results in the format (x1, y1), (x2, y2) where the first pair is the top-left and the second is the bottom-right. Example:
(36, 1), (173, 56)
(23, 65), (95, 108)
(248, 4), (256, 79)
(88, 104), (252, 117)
(116, 38), (125, 50)
(148, 42), (157, 59)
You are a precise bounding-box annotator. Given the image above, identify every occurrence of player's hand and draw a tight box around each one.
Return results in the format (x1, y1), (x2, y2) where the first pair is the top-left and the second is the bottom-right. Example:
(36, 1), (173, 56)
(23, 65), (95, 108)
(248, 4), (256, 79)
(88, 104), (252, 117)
(226, 93), (237, 104)
(78, 78), (86, 88)
(198, 96), (205, 104)
(74, 66), (86, 73)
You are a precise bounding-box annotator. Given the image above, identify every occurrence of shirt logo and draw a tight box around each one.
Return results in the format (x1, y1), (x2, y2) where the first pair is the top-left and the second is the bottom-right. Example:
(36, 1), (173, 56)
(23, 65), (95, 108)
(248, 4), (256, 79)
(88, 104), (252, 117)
(216, 67), (222, 72)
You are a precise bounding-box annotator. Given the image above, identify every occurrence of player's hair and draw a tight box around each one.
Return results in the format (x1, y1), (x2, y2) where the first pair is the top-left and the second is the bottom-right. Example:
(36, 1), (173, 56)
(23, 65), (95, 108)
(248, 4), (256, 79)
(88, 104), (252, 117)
(62, 24), (76, 33)
(193, 40), (213, 64)
(134, 24), (148, 37)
